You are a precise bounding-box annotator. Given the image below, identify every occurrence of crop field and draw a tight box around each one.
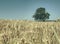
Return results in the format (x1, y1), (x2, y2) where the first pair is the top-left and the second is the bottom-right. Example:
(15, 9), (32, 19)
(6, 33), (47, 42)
(0, 19), (60, 44)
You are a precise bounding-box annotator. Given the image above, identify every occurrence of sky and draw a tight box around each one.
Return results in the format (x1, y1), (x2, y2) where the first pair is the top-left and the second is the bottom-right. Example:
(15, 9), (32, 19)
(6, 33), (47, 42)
(0, 0), (60, 20)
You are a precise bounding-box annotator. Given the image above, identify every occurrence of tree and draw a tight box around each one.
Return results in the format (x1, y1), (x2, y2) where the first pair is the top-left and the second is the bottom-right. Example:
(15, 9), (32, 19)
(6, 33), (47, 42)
(33, 7), (50, 21)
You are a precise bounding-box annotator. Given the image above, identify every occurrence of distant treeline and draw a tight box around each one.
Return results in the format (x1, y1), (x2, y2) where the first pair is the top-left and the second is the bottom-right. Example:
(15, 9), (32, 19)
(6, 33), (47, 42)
(36, 19), (60, 22)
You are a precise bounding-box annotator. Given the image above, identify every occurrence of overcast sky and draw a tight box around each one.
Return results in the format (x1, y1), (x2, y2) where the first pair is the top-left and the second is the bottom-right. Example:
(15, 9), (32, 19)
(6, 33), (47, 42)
(0, 0), (60, 20)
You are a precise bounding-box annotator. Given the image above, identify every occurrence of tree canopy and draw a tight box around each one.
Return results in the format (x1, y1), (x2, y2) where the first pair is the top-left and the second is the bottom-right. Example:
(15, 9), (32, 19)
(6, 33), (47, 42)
(33, 7), (50, 21)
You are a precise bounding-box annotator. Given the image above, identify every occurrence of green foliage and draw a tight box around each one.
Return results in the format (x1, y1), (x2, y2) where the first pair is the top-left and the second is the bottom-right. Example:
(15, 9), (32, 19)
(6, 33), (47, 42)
(33, 7), (50, 21)
(56, 19), (60, 22)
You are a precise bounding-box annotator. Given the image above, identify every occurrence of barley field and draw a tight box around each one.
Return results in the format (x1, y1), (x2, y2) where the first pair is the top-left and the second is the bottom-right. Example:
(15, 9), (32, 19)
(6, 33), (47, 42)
(0, 19), (60, 44)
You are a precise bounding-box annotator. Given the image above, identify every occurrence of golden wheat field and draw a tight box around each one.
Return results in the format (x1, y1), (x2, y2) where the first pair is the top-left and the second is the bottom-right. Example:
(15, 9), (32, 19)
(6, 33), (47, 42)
(0, 19), (60, 44)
